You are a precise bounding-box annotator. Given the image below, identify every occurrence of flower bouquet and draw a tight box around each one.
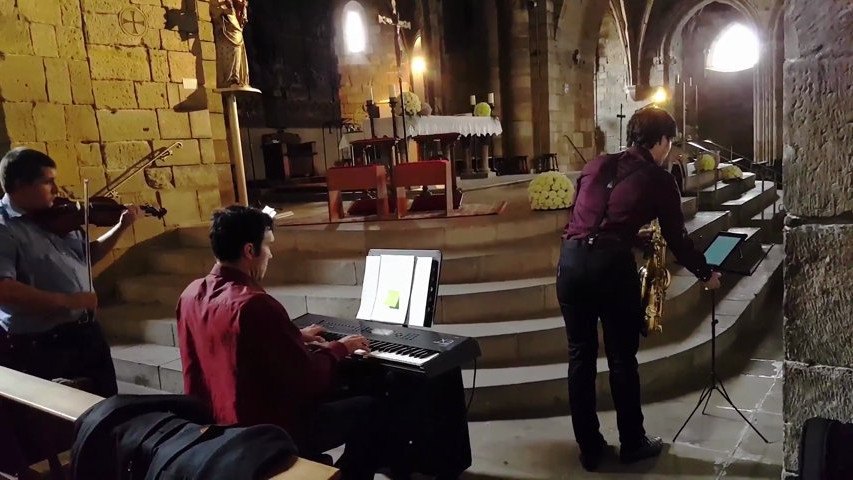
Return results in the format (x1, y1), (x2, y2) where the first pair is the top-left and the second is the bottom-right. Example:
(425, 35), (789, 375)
(720, 164), (744, 182)
(528, 171), (575, 210)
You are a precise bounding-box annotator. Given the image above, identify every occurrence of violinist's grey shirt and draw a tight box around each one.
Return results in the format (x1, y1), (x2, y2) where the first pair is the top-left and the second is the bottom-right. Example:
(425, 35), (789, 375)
(0, 194), (89, 334)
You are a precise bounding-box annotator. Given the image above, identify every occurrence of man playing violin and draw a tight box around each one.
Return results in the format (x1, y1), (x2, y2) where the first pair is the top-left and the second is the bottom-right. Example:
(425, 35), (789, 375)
(0, 148), (140, 397)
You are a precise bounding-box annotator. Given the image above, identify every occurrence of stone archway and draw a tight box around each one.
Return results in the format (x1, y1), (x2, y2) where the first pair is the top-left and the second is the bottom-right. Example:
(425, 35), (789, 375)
(651, 0), (783, 165)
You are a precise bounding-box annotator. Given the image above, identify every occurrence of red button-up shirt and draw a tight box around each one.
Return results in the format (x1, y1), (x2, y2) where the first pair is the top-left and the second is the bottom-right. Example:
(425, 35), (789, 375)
(176, 264), (348, 437)
(564, 147), (712, 281)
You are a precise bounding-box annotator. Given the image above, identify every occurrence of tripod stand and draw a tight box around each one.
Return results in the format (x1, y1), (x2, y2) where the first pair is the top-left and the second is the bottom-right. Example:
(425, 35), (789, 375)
(673, 287), (769, 443)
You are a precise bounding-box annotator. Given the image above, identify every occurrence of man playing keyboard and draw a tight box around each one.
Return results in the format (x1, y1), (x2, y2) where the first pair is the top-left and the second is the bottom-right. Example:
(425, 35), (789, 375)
(175, 205), (384, 480)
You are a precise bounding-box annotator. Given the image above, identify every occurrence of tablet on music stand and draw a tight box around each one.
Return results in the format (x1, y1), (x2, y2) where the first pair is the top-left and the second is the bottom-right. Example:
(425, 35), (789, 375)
(703, 231), (748, 272)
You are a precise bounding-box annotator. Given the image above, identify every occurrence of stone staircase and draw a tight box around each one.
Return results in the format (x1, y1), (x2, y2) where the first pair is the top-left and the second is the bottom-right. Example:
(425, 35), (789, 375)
(101, 162), (784, 424)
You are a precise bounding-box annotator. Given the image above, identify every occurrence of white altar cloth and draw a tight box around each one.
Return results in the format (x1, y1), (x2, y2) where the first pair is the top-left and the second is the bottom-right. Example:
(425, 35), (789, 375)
(360, 115), (502, 139)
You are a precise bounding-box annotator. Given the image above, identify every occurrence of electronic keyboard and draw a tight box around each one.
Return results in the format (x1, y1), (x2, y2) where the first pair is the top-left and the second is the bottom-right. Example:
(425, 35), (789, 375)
(294, 314), (480, 378)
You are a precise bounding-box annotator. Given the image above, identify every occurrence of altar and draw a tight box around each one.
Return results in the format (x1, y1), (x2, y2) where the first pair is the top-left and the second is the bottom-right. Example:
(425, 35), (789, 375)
(340, 115), (503, 179)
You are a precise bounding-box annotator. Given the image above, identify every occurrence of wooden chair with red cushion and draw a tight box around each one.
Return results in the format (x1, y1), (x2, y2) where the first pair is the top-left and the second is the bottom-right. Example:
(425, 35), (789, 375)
(393, 160), (453, 218)
(325, 165), (390, 222)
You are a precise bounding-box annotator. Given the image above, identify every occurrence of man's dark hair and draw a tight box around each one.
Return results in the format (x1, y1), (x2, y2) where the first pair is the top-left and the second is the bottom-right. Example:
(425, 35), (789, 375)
(0, 148), (57, 194)
(209, 205), (274, 262)
(626, 107), (677, 150)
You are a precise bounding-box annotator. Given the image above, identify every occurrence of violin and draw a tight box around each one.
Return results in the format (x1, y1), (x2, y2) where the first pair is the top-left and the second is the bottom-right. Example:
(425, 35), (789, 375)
(26, 141), (182, 238)
(28, 196), (167, 237)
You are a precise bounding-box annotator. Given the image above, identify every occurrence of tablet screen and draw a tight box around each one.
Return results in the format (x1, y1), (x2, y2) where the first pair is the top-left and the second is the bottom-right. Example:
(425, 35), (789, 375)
(704, 235), (742, 267)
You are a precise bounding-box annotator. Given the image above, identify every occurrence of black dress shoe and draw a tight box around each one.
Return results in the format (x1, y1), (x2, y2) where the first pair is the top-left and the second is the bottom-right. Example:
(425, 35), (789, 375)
(579, 439), (608, 472)
(620, 435), (663, 464)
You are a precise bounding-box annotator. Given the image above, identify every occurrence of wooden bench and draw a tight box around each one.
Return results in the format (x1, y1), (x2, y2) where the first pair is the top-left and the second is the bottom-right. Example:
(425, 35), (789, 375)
(0, 366), (339, 480)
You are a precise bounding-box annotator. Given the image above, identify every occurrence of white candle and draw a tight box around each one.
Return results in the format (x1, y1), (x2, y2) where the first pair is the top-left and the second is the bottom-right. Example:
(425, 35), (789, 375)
(487, 92), (495, 104)
(369, 87), (374, 101)
(389, 84), (398, 99)
(470, 95), (476, 106)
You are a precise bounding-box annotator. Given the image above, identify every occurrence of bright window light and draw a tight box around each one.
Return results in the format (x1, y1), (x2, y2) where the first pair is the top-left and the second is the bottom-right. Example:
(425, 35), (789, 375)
(344, 3), (366, 54)
(412, 56), (427, 74)
(706, 23), (759, 72)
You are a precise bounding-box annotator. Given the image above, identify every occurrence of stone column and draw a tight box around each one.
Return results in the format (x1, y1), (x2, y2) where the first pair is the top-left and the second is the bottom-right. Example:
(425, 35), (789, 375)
(498, 0), (534, 163)
(754, 35), (775, 165)
(487, 0), (503, 158)
(782, 0), (853, 477)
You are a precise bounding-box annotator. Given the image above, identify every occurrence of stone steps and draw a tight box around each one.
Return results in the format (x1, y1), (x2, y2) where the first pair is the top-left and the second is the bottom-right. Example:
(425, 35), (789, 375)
(746, 197), (785, 244)
(114, 274), (563, 325)
(107, 246), (783, 418)
(176, 209), (568, 254)
(113, 212), (726, 328)
(104, 271), (699, 368)
(433, 272), (701, 368)
(173, 197), (698, 256)
(696, 173), (757, 207)
(147, 198), (697, 286)
(461, 245), (783, 420)
(710, 181), (778, 225)
(103, 206), (725, 348)
(148, 234), (561, 286)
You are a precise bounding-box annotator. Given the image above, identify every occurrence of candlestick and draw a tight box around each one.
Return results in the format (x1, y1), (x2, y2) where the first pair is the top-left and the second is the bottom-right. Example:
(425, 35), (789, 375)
(470, 95), (476, 106)
(487, 92), (494, 104)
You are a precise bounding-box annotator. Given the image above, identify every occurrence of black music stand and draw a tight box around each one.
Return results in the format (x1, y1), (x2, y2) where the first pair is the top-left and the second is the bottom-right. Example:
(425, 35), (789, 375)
(363, 249), (442, 328)
(673, 232), (772, 443)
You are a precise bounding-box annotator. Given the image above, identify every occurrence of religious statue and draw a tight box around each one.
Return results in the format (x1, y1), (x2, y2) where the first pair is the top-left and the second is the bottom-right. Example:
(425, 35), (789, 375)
(210, 0), (251, 89)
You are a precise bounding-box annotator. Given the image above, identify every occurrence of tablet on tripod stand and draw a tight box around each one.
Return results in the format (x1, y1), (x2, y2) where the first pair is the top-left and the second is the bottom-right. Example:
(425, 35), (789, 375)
(672, 231), (770, 443)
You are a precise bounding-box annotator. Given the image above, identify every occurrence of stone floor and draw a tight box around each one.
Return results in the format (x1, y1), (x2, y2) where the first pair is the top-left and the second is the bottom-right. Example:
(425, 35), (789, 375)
(456, 304), (784, 480)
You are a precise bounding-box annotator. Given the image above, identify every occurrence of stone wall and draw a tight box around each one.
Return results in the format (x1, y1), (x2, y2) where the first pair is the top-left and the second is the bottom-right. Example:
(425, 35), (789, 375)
(782, 0), (853, 475)
(594, 12), (649, 154)
(552, 0), (605, 170)
(0, 0), (232, 279)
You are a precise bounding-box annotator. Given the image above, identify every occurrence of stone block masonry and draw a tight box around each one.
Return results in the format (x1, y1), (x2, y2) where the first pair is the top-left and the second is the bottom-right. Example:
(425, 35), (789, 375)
(782, 0), (853, 475)
(0, 0), (234, 278)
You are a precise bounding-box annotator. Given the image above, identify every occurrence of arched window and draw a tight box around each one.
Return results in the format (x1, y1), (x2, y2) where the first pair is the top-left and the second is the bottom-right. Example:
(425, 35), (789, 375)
(706, 23), (759, 72)
(343, 1), (367, 54)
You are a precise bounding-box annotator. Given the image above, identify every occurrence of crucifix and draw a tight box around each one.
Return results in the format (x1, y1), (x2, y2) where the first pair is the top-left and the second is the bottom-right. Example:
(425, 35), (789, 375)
(378, 0), (411, 163)
(617, 103), (626, 149)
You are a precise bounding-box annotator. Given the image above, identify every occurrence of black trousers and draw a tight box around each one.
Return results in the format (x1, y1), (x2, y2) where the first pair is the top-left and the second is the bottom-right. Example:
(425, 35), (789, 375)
(0, 320), (118, 398)
(556, 241), (646, 451)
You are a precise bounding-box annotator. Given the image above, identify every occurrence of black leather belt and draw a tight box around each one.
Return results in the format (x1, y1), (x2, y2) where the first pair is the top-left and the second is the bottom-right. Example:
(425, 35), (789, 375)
(563, 237), (629, 250)
(2, 314), (94, 343)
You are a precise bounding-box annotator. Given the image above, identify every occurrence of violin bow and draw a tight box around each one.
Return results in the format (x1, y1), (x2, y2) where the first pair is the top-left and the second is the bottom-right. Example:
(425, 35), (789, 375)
(93, 142), (183, 199)
(82, 179), (96, 321)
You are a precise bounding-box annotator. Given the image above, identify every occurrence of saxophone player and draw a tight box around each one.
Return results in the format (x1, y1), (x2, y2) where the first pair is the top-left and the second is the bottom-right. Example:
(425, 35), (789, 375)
(558, 107), (721, 471)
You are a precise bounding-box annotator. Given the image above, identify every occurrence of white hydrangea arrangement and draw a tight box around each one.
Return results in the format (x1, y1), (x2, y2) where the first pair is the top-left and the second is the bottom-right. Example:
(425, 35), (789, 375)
(720, 164), (743, 181)
(401, 91), (421, 116)
(695, 153), (717, 172)
(528, 171), (575, 210)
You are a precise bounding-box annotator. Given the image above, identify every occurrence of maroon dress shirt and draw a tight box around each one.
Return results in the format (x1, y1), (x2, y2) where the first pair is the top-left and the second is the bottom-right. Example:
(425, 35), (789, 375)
(176, 264), (348, 437)
(563, 147), (712, 281)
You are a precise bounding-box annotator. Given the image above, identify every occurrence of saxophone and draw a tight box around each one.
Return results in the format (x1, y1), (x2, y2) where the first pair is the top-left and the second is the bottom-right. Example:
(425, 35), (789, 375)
(638, 220), (670, 336)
